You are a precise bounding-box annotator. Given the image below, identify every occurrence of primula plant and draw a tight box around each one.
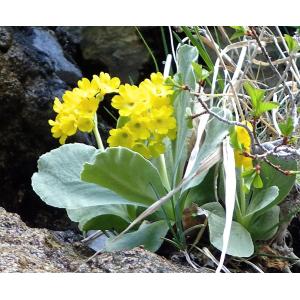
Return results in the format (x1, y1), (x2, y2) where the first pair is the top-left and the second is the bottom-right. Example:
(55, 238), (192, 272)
(32, 26), (300, 272)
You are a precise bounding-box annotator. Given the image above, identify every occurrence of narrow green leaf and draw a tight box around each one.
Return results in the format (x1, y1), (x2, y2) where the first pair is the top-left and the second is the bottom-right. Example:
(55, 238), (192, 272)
(181, 26), (214, 71)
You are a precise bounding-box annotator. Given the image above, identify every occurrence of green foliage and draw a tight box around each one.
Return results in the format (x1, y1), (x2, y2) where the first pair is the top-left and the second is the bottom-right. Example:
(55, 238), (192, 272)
(182, 108), (232, 191)
(202, 202), (254, 257)
(249, 206), (280, 241)
(105, 220), (169, 252)
(171, 45), (198, 186)
(244, 82), (279, 117)
(235, 156), (296, 241)
(191, 62), (210, 82)
(279, 117), (294, 137)
(284, 34), (300, 53)
(32, 143), (132, 209)
(230, 26), (247, 41)
(81, 147), (168, 207)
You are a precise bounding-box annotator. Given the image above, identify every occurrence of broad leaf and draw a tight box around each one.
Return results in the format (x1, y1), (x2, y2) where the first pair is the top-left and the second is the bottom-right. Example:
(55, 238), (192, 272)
(185, 166), (216, 207)
(67, 205), (132, 232)
(248, 206), (280, 241)
(32, 143), (132, 209)
(81, 147), (167, 208)
(201, 202), (225, 217)
(105, 220), (169, 252)
(256, 156), (296, 205)
(203, 203), (254, 257)
(246, 186), (279, 218)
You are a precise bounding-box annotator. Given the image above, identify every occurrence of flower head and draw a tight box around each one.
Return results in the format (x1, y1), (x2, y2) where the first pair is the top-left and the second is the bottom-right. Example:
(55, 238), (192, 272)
(49, 73), (121, 144)
(108, 72), (177, 159)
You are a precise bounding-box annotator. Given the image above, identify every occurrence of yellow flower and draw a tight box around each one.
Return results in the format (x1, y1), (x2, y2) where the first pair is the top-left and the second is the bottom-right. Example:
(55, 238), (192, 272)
(149, 107), (176, 135)
(111, 84), (150, 116)
(93, 72), (120, 95)
(107, 127), (135, 148)
(78, 98), (100, 115)
(140, 72), (174, 98)
(49, 72), (121, 144)
(126, 117), (150, 140)
(233, 121), (253, 170)
(77, 78), (100, 99)
(77, 115), (94, 132)
(107, 72), (176, 159)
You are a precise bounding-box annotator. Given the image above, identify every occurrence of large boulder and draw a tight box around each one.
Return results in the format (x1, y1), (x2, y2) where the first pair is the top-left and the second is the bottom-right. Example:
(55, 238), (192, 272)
(0, 27), (82, 228)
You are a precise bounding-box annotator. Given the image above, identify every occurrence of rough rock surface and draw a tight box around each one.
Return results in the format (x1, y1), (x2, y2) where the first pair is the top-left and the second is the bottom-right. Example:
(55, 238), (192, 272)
(0, 207), (199, 273)
(0, 26), (84, 228)
(65, 26), (150, 82)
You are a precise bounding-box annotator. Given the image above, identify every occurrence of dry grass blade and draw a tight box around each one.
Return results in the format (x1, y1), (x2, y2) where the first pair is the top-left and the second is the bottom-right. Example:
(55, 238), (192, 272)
(216, 137), (236, 273)
(184, 113), (210, 179)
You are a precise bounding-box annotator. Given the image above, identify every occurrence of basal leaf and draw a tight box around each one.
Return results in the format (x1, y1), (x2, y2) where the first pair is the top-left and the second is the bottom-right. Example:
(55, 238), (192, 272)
(105, 220), (169, 252)
(32, 143), (132, 209)
(81, 147), (168, 208)
(246, 186), (279, 218)
(248, 206), (280, 241)
(67, 205), (131, 232)
(182, 108), (232, 191)
(204, 203), (254, 257)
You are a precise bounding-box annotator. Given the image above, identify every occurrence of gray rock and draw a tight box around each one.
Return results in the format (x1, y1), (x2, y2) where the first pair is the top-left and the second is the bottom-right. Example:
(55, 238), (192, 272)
(0, 207), (200, 273)
(0, 27), (82, 228)
(32, 28), (82, 84)
(65, 26), (150, 82)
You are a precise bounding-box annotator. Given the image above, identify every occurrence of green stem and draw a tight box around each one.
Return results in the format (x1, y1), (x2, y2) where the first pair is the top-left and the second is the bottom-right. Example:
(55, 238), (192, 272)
(158, 154), (171, 191)
(238, 168), (246, 216)
(93, 114), (105, 151)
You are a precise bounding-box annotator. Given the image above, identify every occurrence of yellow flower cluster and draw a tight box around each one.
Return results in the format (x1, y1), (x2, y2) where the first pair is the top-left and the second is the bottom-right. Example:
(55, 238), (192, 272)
(234, 121), (253, 170)
(107, 72), (176, 159)
(49, 72), (120, 144)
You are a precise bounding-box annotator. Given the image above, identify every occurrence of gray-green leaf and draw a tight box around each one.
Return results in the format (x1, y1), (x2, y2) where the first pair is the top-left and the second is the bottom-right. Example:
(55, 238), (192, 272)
(105, 220), (169, 252)
(81, 147), (167, 207)
(32, 143), (132, 209)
